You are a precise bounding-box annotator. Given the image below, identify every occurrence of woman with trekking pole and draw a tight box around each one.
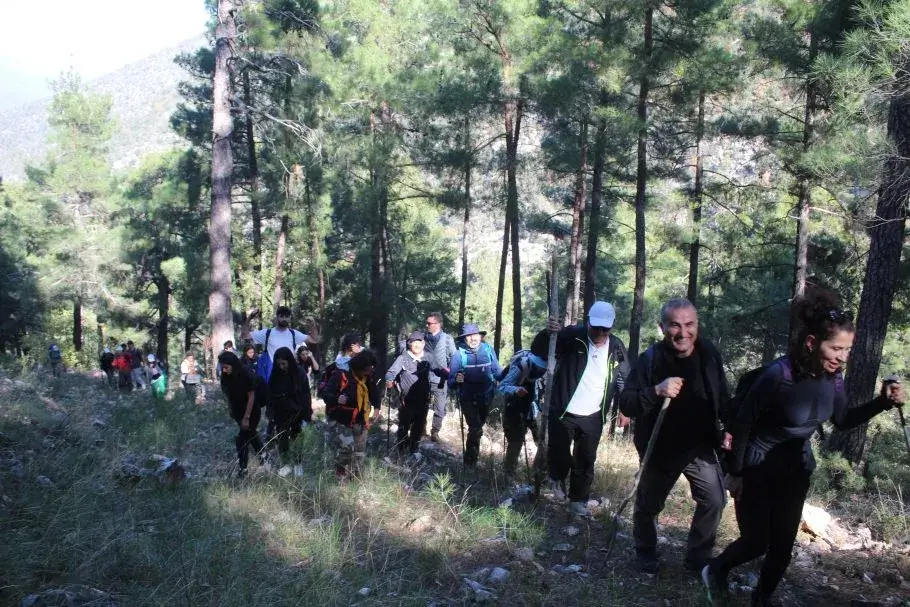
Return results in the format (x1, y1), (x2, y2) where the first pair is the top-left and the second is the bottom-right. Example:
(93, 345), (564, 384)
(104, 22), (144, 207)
(701, 288), (905, 606)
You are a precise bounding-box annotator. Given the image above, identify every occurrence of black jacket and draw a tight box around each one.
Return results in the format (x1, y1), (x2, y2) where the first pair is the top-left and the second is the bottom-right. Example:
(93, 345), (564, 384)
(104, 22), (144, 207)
(323, 370), (381, 427)
(548, 326), (630, 423)
(619, 339), (731, 457)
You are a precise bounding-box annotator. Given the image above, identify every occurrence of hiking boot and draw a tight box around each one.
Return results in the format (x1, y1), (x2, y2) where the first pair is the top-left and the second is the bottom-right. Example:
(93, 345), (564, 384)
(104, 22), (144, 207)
(430, 429), (440, 443)
(569, 501), (589, 517)
(635, 551), (660, 575)
(549, 478), (568, 501)
(700, 564), (727, 605)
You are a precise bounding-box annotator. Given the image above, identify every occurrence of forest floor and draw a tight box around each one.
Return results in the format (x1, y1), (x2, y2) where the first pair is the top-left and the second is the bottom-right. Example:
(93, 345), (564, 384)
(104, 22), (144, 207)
(1, 368), (908, 606)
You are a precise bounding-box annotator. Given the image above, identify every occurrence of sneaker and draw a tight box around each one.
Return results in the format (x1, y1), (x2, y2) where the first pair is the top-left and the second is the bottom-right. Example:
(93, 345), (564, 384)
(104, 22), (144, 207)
(635, 551), (660, 575)
(569, 501), (589, 517)
(700, 564), (726, 605)
(278, 465), (292, 478)
(549, 478), (567, 501)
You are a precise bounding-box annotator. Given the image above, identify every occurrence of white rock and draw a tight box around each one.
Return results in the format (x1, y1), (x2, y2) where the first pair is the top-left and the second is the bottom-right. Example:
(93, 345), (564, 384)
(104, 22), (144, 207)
(512, 547), (535, 562)
(561, 526), (580, 537)
(36, 475), (55, 488)
(357, 587), (371, 596)
(801, 504), (832, 536)
(487, 567), (510, 584)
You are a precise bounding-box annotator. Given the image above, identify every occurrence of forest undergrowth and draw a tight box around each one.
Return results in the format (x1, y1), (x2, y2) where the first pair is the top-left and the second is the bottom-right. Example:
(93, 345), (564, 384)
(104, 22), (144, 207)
(1, 369), (909, 606)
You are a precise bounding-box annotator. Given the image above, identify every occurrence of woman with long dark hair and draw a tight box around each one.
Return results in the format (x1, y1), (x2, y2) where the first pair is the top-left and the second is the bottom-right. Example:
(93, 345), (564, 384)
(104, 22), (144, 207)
(218, 351), (265, 478)
(296, 346), (318, 424)
(701, 288), (905, 605)
(268, 347), (307, 465)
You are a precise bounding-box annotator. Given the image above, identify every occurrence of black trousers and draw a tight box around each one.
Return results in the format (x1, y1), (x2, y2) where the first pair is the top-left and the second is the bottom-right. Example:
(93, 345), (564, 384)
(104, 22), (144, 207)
(460, 392), (491, 465)
(548, 411), (604, 502)
(632, 443), (726, 566)
(397, 402), (429, 453)
(274, 409), (304, 457)
(233, 406), (263, 471)
(503, 400), (537, 474)
(430, 385), (448, 432)
(709, 464), (810, 598)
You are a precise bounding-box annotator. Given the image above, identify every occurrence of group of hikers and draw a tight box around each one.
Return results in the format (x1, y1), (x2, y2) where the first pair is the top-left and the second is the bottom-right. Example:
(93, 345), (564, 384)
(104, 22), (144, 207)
(96, 341), (168, 397)
(81, 287), (904, 606)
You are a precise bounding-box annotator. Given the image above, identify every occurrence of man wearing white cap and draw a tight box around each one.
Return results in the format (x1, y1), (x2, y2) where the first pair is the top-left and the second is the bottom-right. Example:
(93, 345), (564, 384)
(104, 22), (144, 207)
(546, 301), (630, 517)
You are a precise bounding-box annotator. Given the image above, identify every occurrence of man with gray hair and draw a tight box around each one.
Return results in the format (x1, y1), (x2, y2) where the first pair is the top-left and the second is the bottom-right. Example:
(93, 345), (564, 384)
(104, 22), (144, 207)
(619, 297), (731, 575)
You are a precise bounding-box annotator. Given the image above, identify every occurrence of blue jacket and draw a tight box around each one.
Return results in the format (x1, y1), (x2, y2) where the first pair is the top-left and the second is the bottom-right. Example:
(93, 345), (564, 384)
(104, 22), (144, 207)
(448, 342), (502, 401)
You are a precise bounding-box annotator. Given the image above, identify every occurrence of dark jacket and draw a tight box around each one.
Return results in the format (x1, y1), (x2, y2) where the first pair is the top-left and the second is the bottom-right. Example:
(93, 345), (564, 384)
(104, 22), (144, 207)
(424, 330), (457, 371)
(385, 352), (447, 407)
(323, 370), (381, 427)
(618, 338), (730, 457)
(549, 326), (630, 423)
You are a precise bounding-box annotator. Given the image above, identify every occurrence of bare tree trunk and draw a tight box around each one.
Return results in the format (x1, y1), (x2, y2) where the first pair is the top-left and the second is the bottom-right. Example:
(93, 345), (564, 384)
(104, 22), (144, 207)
(628, 8), (652, 360)
(243, 70), (263, 328)
(459, 117), (472, 330)
(73, 297), (83, 352)
(272, 214), (289, 312)
(208, 0), (237, 361)
(826, 72), (910, 465)
(793, 33), (818, 301)
(368, 103), (392, 372)
(155, 275), (170, 363)
(494, 209), (510, 355)
(566, 118), (589, 325)
(506, 99), (524, 351)
(583, 121), (607, 314)
(687, 92), (705, 305)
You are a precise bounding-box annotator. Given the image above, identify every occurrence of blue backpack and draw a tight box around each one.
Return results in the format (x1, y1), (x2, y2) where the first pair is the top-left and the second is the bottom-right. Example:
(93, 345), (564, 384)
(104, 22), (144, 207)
(458, 342), (497, 383)
(256, 329), (296, 382)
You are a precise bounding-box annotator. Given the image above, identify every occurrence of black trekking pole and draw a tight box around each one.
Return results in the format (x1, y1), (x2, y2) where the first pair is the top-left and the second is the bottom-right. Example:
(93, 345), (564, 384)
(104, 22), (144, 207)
(604, 396), (672, 560)
(884, 375), (910, 459)
(458, 390), (466, 455)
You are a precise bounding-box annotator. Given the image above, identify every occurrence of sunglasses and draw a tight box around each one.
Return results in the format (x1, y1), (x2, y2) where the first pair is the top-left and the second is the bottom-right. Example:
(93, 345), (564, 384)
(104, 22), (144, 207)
(822, 308), (854, 324)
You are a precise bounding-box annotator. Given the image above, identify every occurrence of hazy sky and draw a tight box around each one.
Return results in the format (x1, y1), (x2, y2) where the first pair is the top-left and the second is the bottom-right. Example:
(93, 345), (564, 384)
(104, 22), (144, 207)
(0, 0), (210, 110)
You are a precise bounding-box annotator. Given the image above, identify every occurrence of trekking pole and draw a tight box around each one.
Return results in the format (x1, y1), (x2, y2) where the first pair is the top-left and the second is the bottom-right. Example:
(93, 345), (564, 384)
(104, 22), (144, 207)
(458, 390), (466, 455)
(884, 376), (910, 459)
(604, 396), (672, 560)
(522, 435), (532, 486)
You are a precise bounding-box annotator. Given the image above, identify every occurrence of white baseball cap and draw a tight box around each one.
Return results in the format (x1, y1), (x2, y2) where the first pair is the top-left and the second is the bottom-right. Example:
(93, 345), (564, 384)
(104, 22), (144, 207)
(588, 301), (616, 329)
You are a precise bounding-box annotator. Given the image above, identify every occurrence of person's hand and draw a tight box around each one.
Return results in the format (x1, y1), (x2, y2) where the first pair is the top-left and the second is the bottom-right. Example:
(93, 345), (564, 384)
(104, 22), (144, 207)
(725, 474), (743, 499)
(338, 394), (348, 405)
(655, 377), (684, 398)
(455, 372), (465, 384)
(241, 416), (250, 431)
(386, 381), (395, 390)
(547, 316), (561, 333)
(882, 380), (905, 407)
(370, 409), (381, 424)
(721, 432), (733, 451)
(515, 386), (529, 397)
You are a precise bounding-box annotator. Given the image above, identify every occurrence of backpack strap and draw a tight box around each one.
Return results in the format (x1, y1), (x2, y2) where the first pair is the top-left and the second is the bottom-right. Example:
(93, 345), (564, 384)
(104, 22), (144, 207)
(264, 328), (272, 352)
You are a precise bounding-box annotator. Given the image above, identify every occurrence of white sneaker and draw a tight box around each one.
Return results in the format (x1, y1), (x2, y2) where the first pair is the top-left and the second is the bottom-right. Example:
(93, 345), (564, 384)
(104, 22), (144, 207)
(293, 465), (304, 477)
(549, 479), (568, 501)
(278, 465), (292, 477)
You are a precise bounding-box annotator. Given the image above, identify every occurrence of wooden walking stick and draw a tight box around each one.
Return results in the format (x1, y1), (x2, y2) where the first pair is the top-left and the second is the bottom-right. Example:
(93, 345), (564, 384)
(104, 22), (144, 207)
(533, 250), (559, 501)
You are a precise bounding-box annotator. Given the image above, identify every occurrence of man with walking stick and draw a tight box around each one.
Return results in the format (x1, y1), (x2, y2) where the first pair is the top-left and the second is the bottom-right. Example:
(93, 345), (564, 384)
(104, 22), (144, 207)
(546, 301), (630, 517)
(619, 297), (731, 575)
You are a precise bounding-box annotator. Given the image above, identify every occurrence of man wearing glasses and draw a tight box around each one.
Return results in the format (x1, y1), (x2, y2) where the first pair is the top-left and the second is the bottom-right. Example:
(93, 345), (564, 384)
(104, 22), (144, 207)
(424, 312), (456, 442)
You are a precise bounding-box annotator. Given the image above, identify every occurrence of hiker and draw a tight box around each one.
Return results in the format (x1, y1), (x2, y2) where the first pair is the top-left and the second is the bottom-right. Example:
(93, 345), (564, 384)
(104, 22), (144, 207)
(180, 351), (203, 402)
(296, 345), (318, 424)
(385, 331), (447, 455)
(448, 324), (502, 467)
(251, 306), (319, 381)
(126, 341), (146, 390)
(145, 354), (168, 400)
(701, 289), (906, 606)
(334, 332), (364, 371)
(322, 350), (381, 478)
(547, 301), (630, 517)
(216, 340), (236, 380)
(48, 344), (63, 378)
(113, 345), (132, 390)
(497, 331), (550, 479)
(100, 347), (115, 387)
(218, 351), (266, 479)
(268, 347), (308, 468)
(424, 312), (457, 442)
(242, 344), (258, 377)
(618, 297), (730, 574)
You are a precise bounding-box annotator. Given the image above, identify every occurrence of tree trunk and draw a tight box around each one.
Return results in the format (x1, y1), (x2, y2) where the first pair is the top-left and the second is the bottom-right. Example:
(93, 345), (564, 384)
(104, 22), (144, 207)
(72, 297), (83, 352)
(826, 73), (910, 464)
(494, 209), (510, 355)
(208, 0), (237, 360)
(506, 99), (524, 351)
(793, 33), (818, 301)
(155, 275), (170, 363)
(459, 117), (472, 330)
(243, 70), (263, 328)
(687, 92), (705, 305)
(583, 120), (607, 314)
(272, 214), (289, 312)
(628, 8), (653, 360)
(566, 118), (589, 326)
(368, 103), (392, 372)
